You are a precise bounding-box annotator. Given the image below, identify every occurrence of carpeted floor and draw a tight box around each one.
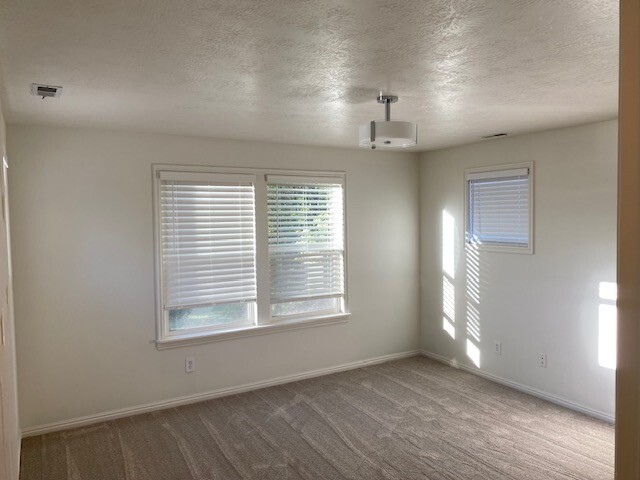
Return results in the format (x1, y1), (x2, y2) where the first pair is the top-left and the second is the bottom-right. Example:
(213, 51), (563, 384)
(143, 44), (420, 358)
(20, 356), (614, 479)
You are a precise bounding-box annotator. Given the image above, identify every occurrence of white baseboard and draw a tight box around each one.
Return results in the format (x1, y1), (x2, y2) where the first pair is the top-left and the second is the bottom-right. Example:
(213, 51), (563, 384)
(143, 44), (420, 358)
(420, 349), (615, 424)
(21, 350), (421, 438)
(23, 348), (613, 438)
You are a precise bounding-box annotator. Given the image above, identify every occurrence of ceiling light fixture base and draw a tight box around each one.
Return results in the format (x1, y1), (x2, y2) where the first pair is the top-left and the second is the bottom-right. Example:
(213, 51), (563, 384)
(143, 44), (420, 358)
(377, 94), (398, 104)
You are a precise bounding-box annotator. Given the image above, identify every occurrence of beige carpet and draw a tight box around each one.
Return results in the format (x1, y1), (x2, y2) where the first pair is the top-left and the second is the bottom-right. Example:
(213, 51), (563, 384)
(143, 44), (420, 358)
(20, 356), (614, 479)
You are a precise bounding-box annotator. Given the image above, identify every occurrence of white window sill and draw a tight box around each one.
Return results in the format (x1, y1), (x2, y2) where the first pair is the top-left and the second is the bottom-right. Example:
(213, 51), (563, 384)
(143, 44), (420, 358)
(155, 313), (350, 350)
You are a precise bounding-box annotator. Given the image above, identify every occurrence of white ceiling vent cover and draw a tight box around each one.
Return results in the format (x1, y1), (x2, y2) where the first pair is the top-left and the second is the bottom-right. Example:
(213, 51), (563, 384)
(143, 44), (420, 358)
(30, 83), (63, 98)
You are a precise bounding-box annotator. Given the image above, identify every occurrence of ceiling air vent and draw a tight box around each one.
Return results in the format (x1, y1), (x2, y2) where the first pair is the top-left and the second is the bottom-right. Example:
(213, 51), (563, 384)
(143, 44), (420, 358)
(30, 83), (63, 99)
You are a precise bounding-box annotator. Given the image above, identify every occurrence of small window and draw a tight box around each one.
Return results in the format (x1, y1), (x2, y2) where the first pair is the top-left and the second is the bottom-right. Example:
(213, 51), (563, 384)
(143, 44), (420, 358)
(465, 163), (533, 254)
(267, 176), (346, 320)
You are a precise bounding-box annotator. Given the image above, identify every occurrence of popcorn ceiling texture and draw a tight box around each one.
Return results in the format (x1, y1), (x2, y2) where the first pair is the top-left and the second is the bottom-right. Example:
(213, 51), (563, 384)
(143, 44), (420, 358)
(0, 0), (619, 150)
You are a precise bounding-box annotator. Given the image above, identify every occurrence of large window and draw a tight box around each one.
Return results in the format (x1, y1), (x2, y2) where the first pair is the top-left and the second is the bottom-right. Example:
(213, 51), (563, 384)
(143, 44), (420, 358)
(268, 177), (345, 319)
(465, 162), (533, 254)
(154, 166), (347, 347)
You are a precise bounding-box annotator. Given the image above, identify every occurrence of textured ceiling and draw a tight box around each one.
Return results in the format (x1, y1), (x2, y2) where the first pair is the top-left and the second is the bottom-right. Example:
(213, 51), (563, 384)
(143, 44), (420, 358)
(0, 0), (619, 151)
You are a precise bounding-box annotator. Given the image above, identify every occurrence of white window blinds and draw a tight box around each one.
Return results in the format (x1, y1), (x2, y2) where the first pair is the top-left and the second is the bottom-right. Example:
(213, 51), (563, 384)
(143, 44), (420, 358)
(267, 178), (345, 307)
(467, 168), (530, 246)
(160, 173), (257, 310)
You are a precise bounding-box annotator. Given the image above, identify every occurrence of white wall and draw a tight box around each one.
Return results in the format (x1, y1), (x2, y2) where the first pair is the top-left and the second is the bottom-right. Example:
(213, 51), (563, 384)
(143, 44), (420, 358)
(7, 125), (420, 429)
(0, 101), (20, 479)
(7, 119), (618, 430)
(420, 120), (618, 418)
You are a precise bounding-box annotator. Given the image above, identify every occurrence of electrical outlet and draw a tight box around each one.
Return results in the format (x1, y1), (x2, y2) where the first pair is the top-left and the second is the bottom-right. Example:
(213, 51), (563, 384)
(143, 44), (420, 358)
(494, 341), (502, 355)
(185, 356), (196, 373)
(539, 353), (547, 368)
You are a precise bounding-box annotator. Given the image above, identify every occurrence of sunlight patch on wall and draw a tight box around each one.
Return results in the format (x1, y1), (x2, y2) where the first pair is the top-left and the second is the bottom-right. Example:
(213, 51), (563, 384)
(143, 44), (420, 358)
(465, 253), (480, 303)
(599, 281), (617, 302)
(598, 305), (617, 370)
(466, 339), (481, 367)
(442, 210), (456, 278)
(443, 276), (455, 321)
(598, 281), (617, 370)
(443, 317), (456, 339)
(465, 241), (481, 367)
(466, 242), (481, 343)
(466, 303), (481, 342)
(442, 210), (457, 340)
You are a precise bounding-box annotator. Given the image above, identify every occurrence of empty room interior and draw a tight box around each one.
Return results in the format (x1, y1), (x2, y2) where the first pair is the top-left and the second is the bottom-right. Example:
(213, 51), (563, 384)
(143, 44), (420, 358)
(0, 0), (638, 479)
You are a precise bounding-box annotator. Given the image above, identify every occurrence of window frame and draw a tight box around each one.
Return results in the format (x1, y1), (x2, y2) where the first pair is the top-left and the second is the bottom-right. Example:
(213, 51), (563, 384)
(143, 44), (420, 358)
(157, 170), (259, 339)
(464, 162), (534, 255)
(152, 164), (349, 349)
(266, 175), (346, 324)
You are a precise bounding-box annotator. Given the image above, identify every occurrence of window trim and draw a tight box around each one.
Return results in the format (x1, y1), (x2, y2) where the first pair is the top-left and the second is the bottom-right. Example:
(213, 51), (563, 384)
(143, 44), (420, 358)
(155, 312), (350, 350)
(464, 161), (534, 255)
(152, 164), (349, 349)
